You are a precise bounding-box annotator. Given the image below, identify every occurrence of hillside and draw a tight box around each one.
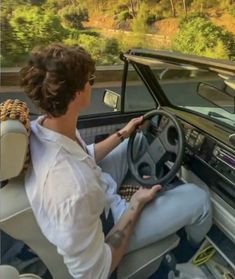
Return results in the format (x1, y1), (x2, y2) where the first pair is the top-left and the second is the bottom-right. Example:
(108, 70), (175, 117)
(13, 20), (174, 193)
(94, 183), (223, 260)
(86, 10), (235, 38)
(210, 13), (235, 34)
(2, 1), (235, 66)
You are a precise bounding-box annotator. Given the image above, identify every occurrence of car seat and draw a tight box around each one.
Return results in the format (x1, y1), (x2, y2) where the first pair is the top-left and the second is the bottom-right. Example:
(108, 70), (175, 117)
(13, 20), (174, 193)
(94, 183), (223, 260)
(0, 265), (43, 279)
(0, 99), (179, 279)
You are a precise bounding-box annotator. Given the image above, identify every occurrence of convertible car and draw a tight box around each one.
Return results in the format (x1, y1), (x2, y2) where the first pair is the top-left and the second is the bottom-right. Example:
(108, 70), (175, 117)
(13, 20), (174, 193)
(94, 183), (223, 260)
(0, 48), (235, 279)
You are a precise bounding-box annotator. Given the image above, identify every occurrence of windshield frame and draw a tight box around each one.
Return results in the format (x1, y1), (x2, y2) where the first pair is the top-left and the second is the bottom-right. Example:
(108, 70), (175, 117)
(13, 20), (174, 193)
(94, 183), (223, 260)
(124, 49), (235, 131)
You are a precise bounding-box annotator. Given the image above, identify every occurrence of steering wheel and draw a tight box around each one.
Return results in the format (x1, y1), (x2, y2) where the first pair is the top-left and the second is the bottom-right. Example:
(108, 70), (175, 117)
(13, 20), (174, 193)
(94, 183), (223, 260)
(127, 109), (185, 187)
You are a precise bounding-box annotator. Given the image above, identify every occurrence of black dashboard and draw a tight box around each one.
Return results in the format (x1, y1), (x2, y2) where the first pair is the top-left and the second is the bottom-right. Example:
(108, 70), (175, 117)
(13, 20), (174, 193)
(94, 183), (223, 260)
(180, 118), (235, 209)
(162, 107), (235, 208)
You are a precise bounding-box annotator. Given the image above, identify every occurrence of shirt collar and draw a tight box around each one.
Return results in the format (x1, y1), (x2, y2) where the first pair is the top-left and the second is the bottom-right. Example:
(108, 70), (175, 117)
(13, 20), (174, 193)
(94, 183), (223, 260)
(31, 116), (88, 159)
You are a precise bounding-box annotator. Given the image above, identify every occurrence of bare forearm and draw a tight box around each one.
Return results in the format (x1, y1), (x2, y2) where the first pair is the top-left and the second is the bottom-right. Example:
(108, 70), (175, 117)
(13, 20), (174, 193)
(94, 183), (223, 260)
(94, 116), (143, 162)
(106, 201), (143, 274)
(94, 130), (126, 162)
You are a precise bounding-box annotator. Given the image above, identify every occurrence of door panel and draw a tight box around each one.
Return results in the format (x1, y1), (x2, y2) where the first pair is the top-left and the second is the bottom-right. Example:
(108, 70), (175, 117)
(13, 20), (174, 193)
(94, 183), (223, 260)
(78, 112), (142, 144)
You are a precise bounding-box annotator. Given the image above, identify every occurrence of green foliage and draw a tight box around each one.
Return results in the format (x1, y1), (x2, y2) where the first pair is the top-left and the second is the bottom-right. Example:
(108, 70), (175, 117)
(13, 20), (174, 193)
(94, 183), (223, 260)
(58, 4), (88, 30)
(178, 12), (206, 28)
(1, 16), (24, 66)
(146, 13), (157, 25)
(131, 3), (149, 33)
(118, 10), (133, 22)
(229, 4), (235, 17)
(65, 34), (101, 61)
(2, 0), (235, 66)
(101, 38), (121, 64)
(76, 34), (103, 61)
(154, 0), (173, 18)
(10, 6), (67, 53)
(190, 0), (218, 11)
(41, 0), (58, 12)
(118, 32), (152, 51)
(30, 0), (47, 5)
(64, 34), (120, 64)
(172, 16), (235, 59)
(103, 38), (120, 55)
(203, 41), (230, 59)
(219, 0), (233, 9)
(114, 3), (129, 15)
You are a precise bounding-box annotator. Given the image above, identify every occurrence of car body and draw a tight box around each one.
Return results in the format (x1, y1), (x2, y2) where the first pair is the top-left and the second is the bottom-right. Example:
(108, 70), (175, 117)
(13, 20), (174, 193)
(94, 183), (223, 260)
(84, 48), (235, 274)
(1, 48), (235, 277)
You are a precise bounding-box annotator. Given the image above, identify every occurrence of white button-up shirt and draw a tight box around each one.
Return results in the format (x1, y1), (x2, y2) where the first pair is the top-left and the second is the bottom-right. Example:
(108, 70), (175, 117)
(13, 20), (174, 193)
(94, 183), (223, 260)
(25, 117), (128, 279)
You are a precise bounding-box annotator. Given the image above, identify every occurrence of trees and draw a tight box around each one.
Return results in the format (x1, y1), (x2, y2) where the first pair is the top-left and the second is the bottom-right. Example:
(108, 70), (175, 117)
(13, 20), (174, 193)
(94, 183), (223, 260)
(58, 4), (88, 30)
(190, 0), (218, 12)
(172, 15), (235, 59)
(10, 6), (67, 53)
(131, 2), (150, 33)
(182, 0), (187, 14)
(1, 0), (235, 65)
(1, 0), (31, 64)
(64, 34), (120, 64)
(169, 0), (176, 17)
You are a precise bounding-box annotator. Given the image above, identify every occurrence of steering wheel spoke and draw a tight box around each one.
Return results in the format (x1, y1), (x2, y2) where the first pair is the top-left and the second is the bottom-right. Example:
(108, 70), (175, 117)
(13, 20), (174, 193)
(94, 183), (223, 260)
(158, 129), (178, 154)
(131, 133), (149, 163)
(155, 156), (168, 177)
(135, 151), (157, 178)
(127, 109), (185, 187)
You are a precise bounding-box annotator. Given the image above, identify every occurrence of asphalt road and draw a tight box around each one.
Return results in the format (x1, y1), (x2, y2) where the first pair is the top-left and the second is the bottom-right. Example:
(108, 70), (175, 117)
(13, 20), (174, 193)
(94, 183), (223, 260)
(0, 80), (219, 117)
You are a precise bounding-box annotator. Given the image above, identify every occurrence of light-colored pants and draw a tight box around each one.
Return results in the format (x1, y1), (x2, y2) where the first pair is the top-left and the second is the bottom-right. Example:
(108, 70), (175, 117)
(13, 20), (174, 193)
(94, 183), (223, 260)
(99, 136), (212, 252)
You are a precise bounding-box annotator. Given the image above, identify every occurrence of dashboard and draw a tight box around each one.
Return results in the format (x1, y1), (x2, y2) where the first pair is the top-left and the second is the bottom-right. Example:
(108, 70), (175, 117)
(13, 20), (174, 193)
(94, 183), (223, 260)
(178, 116), (235, 209)
(160, 107), (235, 209)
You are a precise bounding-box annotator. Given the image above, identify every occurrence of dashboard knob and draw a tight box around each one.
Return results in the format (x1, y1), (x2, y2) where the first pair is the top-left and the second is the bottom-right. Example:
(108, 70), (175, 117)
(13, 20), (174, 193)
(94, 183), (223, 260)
(229, 134), (235, 146)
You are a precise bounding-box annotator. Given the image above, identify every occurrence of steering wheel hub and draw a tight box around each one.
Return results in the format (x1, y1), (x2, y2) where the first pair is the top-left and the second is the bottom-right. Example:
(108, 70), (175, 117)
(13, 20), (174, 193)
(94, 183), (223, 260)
(127, 109), (185, 187)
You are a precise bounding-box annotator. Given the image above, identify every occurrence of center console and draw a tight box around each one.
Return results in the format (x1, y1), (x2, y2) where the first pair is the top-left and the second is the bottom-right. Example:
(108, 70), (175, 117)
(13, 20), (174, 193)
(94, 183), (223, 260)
(182, 122), (235, 209)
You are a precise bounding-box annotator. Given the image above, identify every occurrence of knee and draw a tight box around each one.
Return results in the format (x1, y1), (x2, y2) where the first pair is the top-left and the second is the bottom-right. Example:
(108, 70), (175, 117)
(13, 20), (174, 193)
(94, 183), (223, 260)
(185, 183), (211, 213)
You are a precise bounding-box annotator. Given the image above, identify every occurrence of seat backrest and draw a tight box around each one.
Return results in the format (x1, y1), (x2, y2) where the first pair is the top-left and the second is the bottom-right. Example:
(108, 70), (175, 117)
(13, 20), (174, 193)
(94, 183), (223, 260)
(0, 115), (72, 279)
(0, 178), (71, 279)
(0, 120), (28, 181)
(0, 265), (19, 279)
(0, 99), (31, 181)
(0, 265), (43, 279)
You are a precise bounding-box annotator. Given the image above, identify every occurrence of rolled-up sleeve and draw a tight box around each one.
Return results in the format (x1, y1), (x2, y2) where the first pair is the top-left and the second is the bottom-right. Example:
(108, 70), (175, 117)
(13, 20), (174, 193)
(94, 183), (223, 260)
(86, 144), (95, 158)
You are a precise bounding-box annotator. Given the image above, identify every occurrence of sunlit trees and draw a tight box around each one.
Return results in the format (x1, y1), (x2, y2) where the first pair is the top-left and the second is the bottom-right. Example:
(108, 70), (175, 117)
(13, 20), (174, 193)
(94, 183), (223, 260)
(58, 4), (88, 30)
(10, 6), (67, 52)
(169, 0), (176, 16)
(172, 15), (235, 59)
(131, 2), (150, 33)
(1, 0), (235, 65)
(64, 34), (120, 64)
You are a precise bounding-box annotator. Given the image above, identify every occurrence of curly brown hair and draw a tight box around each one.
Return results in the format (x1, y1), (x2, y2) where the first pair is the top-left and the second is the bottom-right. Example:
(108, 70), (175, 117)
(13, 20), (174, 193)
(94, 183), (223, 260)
(20, 44), (95, 117)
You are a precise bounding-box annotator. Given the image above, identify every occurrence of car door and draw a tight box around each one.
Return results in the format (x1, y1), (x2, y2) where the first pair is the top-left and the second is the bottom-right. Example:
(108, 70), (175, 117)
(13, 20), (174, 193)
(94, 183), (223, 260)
(78, 60), (158, 144)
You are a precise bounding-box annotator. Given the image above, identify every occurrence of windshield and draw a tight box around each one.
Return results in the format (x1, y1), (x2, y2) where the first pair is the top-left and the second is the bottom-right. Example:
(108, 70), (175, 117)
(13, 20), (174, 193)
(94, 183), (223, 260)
(151, 65), (235, 129)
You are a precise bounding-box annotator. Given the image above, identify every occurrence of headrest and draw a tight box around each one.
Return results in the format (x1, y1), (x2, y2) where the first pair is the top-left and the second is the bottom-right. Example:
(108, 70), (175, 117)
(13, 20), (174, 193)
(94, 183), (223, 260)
(0, 265), (19, 279)
(0, 99), (31, 181)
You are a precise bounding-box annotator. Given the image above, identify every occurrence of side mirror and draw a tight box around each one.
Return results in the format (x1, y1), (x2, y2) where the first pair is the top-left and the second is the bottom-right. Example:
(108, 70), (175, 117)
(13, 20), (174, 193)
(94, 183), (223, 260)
(197, 82), (235, 114)
(103, 89), (121, 111)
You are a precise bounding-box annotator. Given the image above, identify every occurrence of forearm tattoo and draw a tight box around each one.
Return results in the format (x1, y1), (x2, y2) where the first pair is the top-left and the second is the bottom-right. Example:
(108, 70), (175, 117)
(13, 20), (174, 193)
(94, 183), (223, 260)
(106, 220), (132, 248)
(130, 205), (135, 211)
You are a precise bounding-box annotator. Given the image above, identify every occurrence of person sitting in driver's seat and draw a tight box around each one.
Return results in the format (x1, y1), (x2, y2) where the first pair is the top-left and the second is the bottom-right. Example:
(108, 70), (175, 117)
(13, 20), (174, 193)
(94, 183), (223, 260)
(20, 43), (212, 279)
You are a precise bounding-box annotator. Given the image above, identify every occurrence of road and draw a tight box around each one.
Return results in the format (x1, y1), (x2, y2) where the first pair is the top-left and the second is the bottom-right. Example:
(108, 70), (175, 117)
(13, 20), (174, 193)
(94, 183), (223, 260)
(0, 79), (220, 116)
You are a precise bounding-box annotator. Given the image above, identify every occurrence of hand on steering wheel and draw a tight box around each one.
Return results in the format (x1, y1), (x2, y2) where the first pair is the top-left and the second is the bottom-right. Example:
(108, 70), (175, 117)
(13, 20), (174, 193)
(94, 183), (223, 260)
(119, 116), (144, 139)
(127, 109), (185, 187)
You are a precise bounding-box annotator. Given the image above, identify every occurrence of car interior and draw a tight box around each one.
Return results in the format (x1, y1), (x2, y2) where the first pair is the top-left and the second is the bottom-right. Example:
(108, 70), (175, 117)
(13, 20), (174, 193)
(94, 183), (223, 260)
(0, 49), (235, 279)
